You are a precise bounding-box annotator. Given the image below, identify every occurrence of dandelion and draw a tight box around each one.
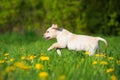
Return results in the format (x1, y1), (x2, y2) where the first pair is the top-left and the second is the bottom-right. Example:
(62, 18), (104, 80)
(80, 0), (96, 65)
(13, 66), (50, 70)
(59, 75), (66, 80)
(10, 58), (14, 62)
(4, 53), (9, 57)
(33, 56), (37, 58)
(40, 56), (49, 61)
(39, 72), (48, 79)
(108, 57), (114, 60)
(92, 61), (97, 65)
(95, 54), (100, 57)
(29, 55), (34, 60)
(21, 56), (26, 60)
(85, 51), (90, 55)
(14, 62), (31, 70)
(116, 60), (120, 65)
(100, 54), (106, 57)
(5, 66), (15, 73)
(100, 61), (108, 65)
(95, 54), (106, 57)
(35, 63), (43, 70)
(106, 68), (114, 73)
(0, 60), (5, 64)
(111, 75), (117, 80)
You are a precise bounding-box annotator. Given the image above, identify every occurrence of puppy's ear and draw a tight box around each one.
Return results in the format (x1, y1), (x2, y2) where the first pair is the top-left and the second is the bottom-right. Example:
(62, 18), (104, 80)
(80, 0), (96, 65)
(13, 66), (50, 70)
(52, 24), (58, 29)
(53, 26), (63, 31)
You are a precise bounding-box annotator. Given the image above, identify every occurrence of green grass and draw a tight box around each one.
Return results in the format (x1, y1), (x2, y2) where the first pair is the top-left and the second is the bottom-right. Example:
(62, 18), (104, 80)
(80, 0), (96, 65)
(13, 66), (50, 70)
(0, 33), (120, 80)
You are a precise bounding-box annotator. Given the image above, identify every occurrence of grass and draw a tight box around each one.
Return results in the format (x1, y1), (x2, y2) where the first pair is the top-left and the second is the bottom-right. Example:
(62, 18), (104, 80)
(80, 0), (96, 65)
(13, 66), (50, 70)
(0, 33), (120, 80)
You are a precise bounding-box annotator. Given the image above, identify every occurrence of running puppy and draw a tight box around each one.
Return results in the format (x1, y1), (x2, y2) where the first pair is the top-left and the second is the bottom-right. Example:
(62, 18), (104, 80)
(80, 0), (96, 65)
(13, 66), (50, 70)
(44, 24), (108, 56)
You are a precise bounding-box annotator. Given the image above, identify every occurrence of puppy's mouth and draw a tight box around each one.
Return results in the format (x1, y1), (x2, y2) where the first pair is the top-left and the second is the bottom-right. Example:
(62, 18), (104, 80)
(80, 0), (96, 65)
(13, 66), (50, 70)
(45, 36), (51, 40)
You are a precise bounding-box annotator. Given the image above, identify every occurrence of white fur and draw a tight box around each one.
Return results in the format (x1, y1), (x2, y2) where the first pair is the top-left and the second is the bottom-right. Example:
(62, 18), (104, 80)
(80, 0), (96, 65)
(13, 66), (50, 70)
(44, 24), (108, 56)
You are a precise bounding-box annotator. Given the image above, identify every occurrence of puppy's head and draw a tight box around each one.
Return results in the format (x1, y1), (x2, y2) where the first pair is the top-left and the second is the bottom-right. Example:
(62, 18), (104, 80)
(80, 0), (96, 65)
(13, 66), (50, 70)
(44, 24), (61, 40)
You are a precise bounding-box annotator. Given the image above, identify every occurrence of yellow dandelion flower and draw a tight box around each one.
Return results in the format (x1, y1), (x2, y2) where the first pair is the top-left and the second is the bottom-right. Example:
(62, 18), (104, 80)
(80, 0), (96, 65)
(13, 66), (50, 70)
(95, 54), (100, 57)
(92, 61), (97, 65)
(40, 56), (49, 61)
(81, 58), (84, 61)
(106, 68), (114, 73)
(4, 57), (8, 59)
(34, 56), (37, 58)
(100, 61), (108, 65)
(29, 55), (34, 60)
(59, 75), (66, 80)
(111, 75), (117, 80)
(10, 58), (14, 62)
(0, 60), (5, 64)
(21, 56), (26, 60)
(14, 62), (31, 70)
(100, 54), (106, 57)
(85, 51), (90, 55)
(108, 57), (114, 60)
(5, 66), (15, 73)
(39, 72), (48, 79)
(116, 60), (120, 65)
(35, 63), (43, 70)
(4, 53), (9, 57)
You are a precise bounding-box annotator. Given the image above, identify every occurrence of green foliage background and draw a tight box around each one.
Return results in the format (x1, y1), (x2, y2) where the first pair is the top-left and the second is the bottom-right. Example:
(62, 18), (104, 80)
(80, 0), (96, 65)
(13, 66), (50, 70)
(0, 0), (120, 35)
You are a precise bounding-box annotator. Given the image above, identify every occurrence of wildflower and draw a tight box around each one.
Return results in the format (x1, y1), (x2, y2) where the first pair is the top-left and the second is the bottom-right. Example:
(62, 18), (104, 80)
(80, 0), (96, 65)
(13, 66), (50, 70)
(111, 75), (117, 80)
(5, 66), (15, 73)
(21, 56), (26, 60)
(116, 60), (120, 65)
(4, 53), (9, 57)
(10, 58), (14, 62)
(29, 55), (34, 60)
(95, 54), (100, 57)
(34, 56), (37, 58)
(81, 58), (84, 61)
(35, 63), (43, 70)
(96, 54), (106, 57)
(100, 61), (108, 65)
(39, 72), (48, 79)
(59, 75), (66, 80)
(100, 54), (106, 57)
(4, 57), (8, 59)
(108, 57), (114, 60)
(92, 61), (97, 65)
(0, 60), (5, 64)
(106, 68), (114, 73)
(85, 51), (90, 55)
(40, 56), (49, 61)
(14, 62), (31, 70)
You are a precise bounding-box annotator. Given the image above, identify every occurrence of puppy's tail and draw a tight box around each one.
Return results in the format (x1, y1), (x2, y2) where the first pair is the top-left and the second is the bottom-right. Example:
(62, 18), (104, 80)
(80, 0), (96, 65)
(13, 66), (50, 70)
(97, 37), (108, 47)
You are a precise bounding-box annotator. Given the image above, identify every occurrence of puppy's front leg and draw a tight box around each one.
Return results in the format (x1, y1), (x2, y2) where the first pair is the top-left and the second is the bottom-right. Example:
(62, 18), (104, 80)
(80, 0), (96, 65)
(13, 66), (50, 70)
(47, 43), (58, 51)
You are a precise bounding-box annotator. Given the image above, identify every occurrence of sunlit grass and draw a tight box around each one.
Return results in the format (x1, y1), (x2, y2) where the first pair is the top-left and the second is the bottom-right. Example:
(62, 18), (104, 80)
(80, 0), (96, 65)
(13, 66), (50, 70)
(0, 33), (120, 80)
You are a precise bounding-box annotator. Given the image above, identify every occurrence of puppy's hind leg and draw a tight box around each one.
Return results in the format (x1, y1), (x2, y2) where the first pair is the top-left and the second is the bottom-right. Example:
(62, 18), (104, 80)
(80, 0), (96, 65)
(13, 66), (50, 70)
(96, 42), (100, 54)
(56, 48), (61, 56)
(89, 49), (96, 56)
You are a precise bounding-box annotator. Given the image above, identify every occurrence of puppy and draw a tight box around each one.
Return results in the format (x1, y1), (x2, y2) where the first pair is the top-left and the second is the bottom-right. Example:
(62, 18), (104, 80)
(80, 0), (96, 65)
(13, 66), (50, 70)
(44, 24), (108, 56)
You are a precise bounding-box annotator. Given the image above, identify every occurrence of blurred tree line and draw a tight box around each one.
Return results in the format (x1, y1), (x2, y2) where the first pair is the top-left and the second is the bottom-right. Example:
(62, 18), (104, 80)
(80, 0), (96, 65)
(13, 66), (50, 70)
(0, 0), (120, 35)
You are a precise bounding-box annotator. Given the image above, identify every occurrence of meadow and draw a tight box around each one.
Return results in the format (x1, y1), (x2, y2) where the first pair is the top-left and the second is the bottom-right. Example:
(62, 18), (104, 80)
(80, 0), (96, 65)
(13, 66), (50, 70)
(0, 33), (120, 80)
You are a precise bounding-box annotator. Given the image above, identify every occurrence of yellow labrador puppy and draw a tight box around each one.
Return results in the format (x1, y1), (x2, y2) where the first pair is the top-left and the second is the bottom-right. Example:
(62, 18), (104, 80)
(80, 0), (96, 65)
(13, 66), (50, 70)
(44, 24), (108, 56)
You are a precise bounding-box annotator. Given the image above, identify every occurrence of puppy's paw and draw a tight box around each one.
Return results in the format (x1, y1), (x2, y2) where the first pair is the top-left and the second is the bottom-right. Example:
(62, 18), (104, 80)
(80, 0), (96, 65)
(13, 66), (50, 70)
(47, 48), (52, 51)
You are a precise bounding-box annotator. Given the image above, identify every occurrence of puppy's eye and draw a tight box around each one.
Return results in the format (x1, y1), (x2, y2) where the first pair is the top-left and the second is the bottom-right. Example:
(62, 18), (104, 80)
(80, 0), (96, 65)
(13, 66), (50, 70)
(46, 31), (49, 33)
